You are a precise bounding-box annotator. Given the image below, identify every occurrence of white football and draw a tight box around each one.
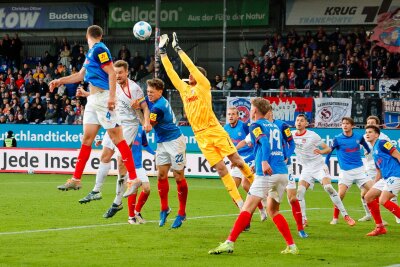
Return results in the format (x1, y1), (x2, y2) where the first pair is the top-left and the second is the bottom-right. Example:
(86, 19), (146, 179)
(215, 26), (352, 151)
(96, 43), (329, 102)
(27, 168), (35, 174)
(133, 21), (152, 40)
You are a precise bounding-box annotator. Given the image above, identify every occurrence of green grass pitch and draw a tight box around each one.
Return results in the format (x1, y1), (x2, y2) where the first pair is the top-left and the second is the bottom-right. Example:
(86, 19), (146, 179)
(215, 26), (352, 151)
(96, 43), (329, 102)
(0, 173), (399, 267)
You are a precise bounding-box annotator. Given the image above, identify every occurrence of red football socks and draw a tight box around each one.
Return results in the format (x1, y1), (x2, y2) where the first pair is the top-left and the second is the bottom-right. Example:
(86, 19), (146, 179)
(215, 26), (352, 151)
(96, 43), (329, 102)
(383, 200), (400, 219)
(333, 205), (340, 219)
(116, 140), (137, 180)
(73, 144), (92, 179)
(158, 178), (169, 211)
(367, 198), (383, 225)
(135, 191), (150, 213)
(227, 211), (252, 242)
(291, 200), (304, 231)
(176, 179), (188, 216)
(273, 214), (294, 246)
(127, 194), (137, 218)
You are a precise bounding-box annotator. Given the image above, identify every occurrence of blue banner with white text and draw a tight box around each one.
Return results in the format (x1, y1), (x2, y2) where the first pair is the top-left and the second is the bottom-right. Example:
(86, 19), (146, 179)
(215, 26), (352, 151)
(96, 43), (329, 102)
(0, 3), (93, 29)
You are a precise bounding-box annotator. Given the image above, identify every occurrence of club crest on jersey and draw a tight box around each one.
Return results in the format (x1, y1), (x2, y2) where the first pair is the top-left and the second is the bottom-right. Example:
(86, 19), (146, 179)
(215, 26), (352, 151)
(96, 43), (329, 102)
(98, 52), (109, 63)
(252, 127), (262, 138)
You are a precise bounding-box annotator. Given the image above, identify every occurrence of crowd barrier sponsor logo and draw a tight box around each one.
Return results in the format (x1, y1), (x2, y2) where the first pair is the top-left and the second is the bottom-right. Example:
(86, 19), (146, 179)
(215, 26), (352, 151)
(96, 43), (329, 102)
(265, 97), (313, 126)
(314, 98), (352, 128)
(286, 0), (400, 25)
(226, 97), (253, 123)
(109, 0), (268, 28)
(0, 148), (344, 181)
(0, 3), (93, 29)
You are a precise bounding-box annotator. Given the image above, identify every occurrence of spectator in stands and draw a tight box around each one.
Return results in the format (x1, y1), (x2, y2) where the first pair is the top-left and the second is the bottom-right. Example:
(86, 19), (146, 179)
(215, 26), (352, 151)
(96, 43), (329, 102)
(48, 37), (60, 63)
(0, 115), (6, 124)
(72, 46), (85, 70)
(131, 51), (145, 74)
(22, 102), (30, 122)
(118, 44), (131, 61)
(15, 113), (27, 124)
(41, 51), (53, 67)
(44, 102), (57, 124)
(30, 103), (45, 123)
(59, 46), (72, 68)
(6, 113), (15, 124)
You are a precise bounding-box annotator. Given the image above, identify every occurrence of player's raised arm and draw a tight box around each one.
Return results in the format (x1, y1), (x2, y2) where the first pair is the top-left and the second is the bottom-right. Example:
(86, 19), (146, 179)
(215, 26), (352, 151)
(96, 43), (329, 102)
(172, 32), (210, 90)
(159, 34), (187, 92)
(49, 67), (85, 93)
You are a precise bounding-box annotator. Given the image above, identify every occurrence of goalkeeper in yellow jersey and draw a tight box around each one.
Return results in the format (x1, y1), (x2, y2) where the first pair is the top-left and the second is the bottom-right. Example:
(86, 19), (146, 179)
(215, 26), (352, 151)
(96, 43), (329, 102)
(159, 32), (254, 210)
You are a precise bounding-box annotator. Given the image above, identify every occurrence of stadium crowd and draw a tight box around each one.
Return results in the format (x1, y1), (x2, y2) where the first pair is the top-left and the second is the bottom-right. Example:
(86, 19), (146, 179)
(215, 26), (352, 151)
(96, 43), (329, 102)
(0, 27), (399, 125)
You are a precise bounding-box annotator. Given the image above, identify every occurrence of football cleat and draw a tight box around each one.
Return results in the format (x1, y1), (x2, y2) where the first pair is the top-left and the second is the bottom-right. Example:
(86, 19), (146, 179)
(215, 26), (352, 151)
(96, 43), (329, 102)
(281, 245), (299, 255)
(122, 179), (142, 198)
(259, 208), (268, 222)
(396, 217), (400, 224)
(128, 217), (138, 225)
(344, 215), (356, 226)
(298, 230), (308, 238)
(358, 215), (372, 222)
(366, 226), (387, 236)
(78, 191), (102, 204)
(208, 241), (234, 255)
(171, 214), (186, 229)
(330, 218), (338, 225)
(159, 207), (171, 227)
(57, 178), (81, 191)
(103, 203), (123, 218)
(134, 212), (146, 224)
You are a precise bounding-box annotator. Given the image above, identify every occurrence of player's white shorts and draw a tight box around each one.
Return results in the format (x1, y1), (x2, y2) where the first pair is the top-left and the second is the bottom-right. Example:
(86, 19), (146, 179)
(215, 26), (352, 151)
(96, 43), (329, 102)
(102, 124), (139, 155)
(249, 174), (288, 203)
(83, 90), (121, 129)
(338, 166), (370, 189)
(372, 179), (386, 191)
(383, 177), (400, 196)
(300, 165), (331, 190)
(366, 168), (377, 180)
(136, 167), (149, 183)
(231, 160), (254, 179)
(156, 134), (186, 171)
(286, 164), (297, 190)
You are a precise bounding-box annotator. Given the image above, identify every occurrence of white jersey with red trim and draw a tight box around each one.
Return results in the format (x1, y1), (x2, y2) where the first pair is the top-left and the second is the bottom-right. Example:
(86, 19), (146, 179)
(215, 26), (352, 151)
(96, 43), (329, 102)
(116, 79), (144, 125)
(292, 129), (325, 170)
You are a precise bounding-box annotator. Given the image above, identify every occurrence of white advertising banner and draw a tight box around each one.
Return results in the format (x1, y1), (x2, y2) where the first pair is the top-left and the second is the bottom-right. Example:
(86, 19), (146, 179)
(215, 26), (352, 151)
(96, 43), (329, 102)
(0, 148), (343, 180)
(314, 98), (352, 128)
(286, 0), (400, 25)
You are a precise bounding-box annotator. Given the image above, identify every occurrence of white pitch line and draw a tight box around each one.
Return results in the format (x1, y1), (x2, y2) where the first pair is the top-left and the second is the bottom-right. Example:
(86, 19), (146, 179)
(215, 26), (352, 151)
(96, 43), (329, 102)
(0, 208), (335, 236)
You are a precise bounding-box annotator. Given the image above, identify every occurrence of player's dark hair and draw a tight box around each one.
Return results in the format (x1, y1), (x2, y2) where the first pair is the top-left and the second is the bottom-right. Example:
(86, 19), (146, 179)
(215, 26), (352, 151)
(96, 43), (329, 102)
(297, 113), (308, 121)
(147, 78), (164, 91)
(114, 60), (128, 71)
(251, 98), (271, 115)
(87, 25), (103, 39)
(197, 66), (207, 77)
(342, 116), (354, 125)
(366, 125), (380, 135)
(366, 115), (380, 126)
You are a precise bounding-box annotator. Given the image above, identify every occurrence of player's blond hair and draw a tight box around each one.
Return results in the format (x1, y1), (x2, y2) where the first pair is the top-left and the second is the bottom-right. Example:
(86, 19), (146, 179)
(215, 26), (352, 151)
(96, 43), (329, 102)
(366, 115), (380, 125)
(87, 25), (103, 39)
(114, 60), (128, 71)
(147, 78), (164, 91)
(227, 106), (239, 115)
(251, 98), (271, 115)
